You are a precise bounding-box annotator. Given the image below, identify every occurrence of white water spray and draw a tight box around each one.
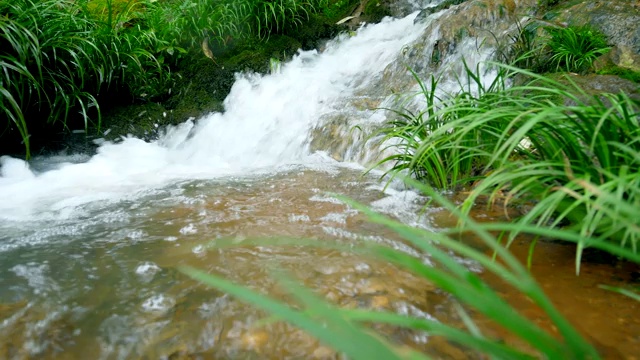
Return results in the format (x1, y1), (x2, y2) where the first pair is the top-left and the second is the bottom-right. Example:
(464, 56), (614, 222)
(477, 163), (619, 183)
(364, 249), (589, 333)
(0, 15), (424, 221)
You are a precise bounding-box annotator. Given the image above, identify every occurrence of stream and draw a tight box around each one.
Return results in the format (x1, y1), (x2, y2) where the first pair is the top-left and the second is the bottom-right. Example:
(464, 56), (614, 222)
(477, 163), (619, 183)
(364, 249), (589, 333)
(1, 4), (639, 359)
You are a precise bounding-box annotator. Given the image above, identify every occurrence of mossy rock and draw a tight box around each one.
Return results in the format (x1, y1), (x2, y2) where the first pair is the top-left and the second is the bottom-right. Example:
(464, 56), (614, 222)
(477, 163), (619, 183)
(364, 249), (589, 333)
(93, 16), (340, 149)
(284, 13), (339, 50)
(361, 0), (393, 23)
(224, 35), (303, 73)
(545, 73), (640, 106)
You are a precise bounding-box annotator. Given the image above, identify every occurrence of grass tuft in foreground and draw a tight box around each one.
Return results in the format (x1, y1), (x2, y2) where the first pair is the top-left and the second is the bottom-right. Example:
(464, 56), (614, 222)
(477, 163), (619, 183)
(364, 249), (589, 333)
(180, 178), (626, 358)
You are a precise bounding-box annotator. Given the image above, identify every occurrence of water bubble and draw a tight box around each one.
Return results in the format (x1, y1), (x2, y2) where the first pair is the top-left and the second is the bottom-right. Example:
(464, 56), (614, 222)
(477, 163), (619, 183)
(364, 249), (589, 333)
(288, 214), (310, 222)
(126, 230), (147, 240)
(10, 262), (58, 296)
(354, 262), (371, 272)
(135, 262), (161, 283)
(141, 294), (175, 314)
(192, 245), (206, 255)
(179, 223), (198, 235)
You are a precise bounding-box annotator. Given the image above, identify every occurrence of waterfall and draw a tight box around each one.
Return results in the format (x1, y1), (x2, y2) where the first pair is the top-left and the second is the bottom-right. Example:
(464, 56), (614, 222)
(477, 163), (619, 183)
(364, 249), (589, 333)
(0, 0), (523, 222)
(0, 3), (536, 358)
(0, 14), (429, 221)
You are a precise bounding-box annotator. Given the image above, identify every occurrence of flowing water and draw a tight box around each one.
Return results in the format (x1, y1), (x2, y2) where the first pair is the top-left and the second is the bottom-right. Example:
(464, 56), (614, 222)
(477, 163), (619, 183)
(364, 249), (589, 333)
(1, 5), (639, 360)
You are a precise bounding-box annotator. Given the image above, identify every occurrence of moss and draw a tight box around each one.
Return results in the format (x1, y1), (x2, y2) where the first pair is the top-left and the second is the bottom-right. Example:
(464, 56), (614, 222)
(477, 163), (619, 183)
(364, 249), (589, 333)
(537, 0), (561, 8)
(362, 0), (392, 23)
(454, 27), (470, 42)
(322, 0), (360, 22)
(93, 12), (341, 148)
(284, 13), (339, 50)
(597, 66), (640, 84)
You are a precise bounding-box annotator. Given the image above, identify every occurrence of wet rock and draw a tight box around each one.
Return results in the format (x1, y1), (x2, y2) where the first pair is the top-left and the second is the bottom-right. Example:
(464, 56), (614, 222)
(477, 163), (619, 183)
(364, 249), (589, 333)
(424, 336), (470, 360)
(553, 0), (640, 54)
(548, 73), (640, 104)
(381, 0), (534, 95)
(414, 0), (469, 24)
(240, 329), (270, 350)
(309, 0), (538, 164)
(0, 303), (78, 360)
(604, 45), (640, 73)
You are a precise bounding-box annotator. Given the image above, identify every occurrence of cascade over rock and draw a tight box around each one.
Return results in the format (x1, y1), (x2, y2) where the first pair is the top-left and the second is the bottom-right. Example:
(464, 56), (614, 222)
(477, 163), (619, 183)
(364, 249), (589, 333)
(309, 0), (537, 165)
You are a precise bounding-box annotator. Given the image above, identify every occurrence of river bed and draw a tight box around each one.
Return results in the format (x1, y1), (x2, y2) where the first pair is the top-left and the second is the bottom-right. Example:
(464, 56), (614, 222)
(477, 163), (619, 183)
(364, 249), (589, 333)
(1, 166), (638, 359)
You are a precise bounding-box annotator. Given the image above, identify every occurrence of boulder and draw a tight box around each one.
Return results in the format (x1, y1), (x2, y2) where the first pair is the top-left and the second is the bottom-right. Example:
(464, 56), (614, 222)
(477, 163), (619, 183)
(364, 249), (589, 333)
(554, 1), (640, 54)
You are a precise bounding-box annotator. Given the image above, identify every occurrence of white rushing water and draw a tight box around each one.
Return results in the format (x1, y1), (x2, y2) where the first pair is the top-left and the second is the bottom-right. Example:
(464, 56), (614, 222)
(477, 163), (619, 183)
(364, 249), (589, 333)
(0, 5), (515, 358)
(0, 15), (427, 221)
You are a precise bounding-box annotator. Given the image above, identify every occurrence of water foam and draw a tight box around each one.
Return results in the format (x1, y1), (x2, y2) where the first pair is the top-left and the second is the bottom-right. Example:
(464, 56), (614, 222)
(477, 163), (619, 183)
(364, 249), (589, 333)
(0, 15), (422, 222)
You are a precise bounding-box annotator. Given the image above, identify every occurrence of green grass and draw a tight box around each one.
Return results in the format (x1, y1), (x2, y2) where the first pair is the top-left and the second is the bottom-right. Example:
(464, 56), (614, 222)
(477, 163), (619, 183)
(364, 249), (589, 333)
(1, 0), (334, 158)
(502, 17), (611, 76)
(545, 25), (610, 73)
(0, 0), (175, 157)
(597, 65), (640, 83)
(366, 64), (511, 190)
(367, 61), (640, 270)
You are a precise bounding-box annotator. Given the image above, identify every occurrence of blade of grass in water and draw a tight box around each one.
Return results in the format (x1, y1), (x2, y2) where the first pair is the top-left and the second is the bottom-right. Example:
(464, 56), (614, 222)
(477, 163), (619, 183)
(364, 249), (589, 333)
(183, 190), (599, 358)
(179, 266), (421, 360)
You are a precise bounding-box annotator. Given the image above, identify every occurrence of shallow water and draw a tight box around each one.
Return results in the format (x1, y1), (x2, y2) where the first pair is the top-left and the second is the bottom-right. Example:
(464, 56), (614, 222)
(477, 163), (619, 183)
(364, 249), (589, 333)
(1, 166), (639, 359)
(431, 203), (640, 359)
(1, 4), (639, 358)
(0, 166), (443, 359)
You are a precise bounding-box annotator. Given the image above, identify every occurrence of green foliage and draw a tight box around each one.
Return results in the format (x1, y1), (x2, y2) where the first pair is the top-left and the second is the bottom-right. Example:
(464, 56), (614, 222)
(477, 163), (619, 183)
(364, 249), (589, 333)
(180, 182), (613, 358)
(1, 0), (332, 157)
(503, 19), (545, 71)
(144, 0), (328, 49)
(503, 20), (611, 76)
(0, 0), (176, 157)
(545, 25), (610, 73)
(368, 63), (511, 190)
(460, 68), (640, 270)
(368, 62), (640, 268)
(538, 0), (561, 8)
(1, 0), (101, 158)
(322, 0), (358, 21)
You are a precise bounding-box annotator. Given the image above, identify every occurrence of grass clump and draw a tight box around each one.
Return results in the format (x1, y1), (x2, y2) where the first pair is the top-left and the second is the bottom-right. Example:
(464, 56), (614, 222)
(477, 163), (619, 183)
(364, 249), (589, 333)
(0, 0), (178, 158)
(368, 62), (640, 269)
(368, 64), (509, 190)
(545, 25), (610, 73)
(502, 17), (610, 76)
(1, 0), (338, 158)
